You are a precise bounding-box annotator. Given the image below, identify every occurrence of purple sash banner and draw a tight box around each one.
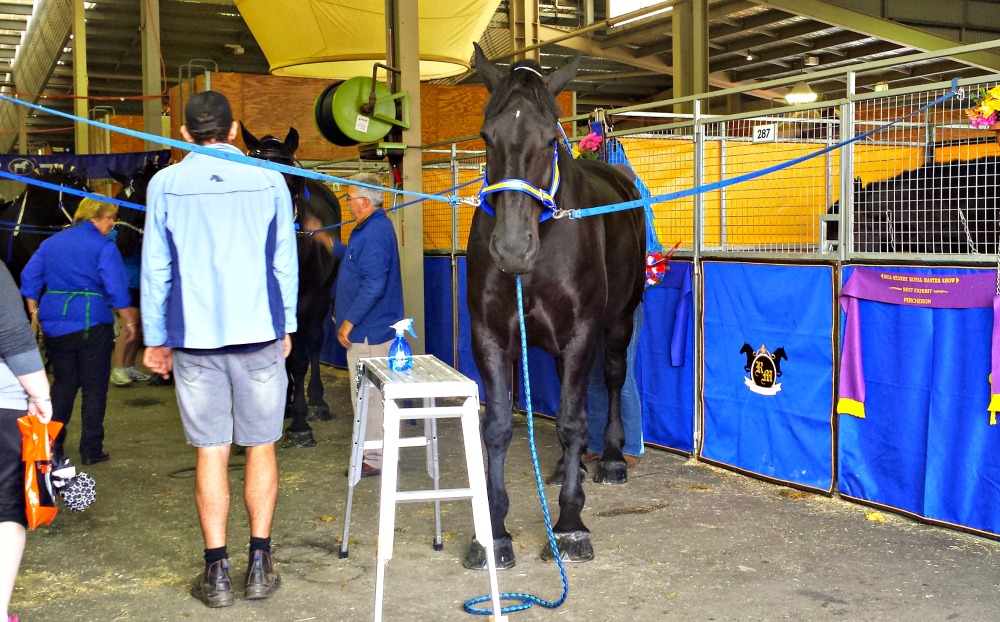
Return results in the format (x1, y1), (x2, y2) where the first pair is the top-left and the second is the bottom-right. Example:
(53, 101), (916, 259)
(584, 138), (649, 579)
(837, 267), (1000, 422)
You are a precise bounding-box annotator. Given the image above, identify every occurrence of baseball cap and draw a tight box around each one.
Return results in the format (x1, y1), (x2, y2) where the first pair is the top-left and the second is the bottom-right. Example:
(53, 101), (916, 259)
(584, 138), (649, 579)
(184, 91), (233, 132)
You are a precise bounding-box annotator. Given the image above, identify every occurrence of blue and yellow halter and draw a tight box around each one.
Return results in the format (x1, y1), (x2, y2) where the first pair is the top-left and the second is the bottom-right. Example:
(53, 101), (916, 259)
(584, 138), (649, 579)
(477, 143), (562, 222)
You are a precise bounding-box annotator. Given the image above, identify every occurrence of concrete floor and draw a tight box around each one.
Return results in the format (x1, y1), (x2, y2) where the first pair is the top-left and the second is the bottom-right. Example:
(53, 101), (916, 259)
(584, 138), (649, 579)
(11, 363), (1000, 621)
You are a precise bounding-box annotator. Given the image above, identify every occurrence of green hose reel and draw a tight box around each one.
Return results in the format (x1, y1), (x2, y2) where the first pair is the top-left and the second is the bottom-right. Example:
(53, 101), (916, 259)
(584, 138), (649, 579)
(314, 75), (409, 154)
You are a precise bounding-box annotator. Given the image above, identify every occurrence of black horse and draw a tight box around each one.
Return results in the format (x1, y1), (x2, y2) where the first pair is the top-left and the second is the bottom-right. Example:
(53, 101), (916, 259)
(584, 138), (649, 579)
(0, 166), (89, 285)
(109, 160), (163, 263)
(463, 43), (645, 569)
(241, 125), (342, 448)
(107, 161), (173, 385)
(826, 156), (1000, 254)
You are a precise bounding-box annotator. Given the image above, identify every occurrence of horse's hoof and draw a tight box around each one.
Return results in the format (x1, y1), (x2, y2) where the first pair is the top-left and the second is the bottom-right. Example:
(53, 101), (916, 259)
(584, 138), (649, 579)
(593, 460), (628, 484)
(462, 536), (516, 570)
(540, 530), (594, 563)
(307, 405), (333, 421)
(281, 429), (317, 448)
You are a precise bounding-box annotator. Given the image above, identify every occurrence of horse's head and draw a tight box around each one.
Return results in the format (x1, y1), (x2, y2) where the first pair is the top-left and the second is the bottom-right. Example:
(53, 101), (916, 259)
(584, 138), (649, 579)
(111, 160), (164, 257)
(474, 42), (579, 274)
(241, 124), (305, 197)
(32, 166), (89, 223)
(111, 160), (161, 207)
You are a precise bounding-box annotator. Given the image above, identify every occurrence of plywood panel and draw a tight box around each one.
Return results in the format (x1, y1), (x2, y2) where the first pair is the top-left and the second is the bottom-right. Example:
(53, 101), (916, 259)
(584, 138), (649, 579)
(165, 72), (574, 161)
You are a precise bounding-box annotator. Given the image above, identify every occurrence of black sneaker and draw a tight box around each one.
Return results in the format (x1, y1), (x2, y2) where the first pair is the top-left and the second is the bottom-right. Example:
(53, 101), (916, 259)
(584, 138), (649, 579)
(191, 559), (235, 608)
(244, 550), (280, 600)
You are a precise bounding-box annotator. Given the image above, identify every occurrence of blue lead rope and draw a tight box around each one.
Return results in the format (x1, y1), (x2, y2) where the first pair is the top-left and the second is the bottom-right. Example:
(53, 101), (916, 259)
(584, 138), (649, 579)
(463, 275), (570, 616)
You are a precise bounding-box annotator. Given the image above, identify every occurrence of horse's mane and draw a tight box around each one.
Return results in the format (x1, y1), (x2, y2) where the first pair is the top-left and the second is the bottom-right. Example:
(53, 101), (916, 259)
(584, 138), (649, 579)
(482, 59), (563, 122)
(38, 167), (88, 189)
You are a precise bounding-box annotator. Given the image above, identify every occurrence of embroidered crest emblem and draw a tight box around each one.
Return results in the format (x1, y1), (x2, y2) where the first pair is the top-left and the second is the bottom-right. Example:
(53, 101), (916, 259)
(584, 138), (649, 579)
(740, 342), (787, 396)
(8, 158), (35, 175)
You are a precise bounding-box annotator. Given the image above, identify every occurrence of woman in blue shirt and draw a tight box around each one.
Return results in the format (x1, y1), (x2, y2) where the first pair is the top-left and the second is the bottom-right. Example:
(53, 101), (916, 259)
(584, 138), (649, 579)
(20, 196), (138, 465)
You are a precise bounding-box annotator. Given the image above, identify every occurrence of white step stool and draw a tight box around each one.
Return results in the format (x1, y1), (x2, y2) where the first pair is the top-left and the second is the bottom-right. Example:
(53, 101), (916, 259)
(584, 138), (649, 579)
(340, 354), (506, 622)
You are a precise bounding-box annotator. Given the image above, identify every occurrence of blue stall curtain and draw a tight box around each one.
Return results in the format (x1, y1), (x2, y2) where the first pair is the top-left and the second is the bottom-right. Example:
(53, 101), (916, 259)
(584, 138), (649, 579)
(837, 265), (1000, 537)
(701, 262), (835, 491)
(636, 262), (695, 453)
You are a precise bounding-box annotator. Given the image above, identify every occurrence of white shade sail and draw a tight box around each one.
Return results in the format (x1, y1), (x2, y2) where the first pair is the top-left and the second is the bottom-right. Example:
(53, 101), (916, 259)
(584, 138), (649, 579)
(235, 0), (501, 81)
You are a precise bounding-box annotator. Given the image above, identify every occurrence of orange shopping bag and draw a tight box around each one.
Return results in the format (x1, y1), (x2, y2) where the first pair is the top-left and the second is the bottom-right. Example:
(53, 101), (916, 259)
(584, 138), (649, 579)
(17, 415), (63, 530)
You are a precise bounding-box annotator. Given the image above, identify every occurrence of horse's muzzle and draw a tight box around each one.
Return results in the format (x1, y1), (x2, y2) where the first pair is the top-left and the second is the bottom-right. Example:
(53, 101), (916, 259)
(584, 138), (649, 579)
(489, 234), (537, 274)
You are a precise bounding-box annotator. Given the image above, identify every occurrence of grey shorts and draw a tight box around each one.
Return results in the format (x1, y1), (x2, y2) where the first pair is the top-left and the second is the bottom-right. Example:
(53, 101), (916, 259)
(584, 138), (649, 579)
(173, 341), (287, 447)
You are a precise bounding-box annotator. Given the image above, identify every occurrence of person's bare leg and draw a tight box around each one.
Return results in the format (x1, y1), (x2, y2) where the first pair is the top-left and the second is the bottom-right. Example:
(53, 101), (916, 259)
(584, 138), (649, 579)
(122, 325), (141, 368)
(0, 521), (26, 619)
(243, 443), (280, 599)
(244, 443), (277, 537)
(195, 445), (231, 548)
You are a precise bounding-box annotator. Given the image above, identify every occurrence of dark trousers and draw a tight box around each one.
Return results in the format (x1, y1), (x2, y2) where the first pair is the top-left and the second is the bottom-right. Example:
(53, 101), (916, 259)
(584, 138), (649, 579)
(45, 323), (113, 460)
(0, 406), (27, 526)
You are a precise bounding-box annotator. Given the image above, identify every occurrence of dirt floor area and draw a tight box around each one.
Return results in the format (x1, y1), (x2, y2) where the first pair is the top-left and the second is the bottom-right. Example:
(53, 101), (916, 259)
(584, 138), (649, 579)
(10, 362), (1000, 621)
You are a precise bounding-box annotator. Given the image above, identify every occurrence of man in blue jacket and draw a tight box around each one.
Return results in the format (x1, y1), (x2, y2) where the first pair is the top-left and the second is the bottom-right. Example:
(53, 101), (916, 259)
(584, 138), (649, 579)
(312, 172), (403, 477)
(141, 91), (297, 608)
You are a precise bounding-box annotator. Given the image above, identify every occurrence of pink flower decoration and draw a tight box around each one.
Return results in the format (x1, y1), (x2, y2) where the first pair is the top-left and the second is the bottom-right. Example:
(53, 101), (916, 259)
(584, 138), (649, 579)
(970, 112), (998, 129)
(578, 132), (602, 151)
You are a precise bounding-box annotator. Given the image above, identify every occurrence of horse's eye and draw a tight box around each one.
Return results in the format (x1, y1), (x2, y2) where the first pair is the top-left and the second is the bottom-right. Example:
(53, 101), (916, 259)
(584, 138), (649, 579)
(479, 132), (491, 147)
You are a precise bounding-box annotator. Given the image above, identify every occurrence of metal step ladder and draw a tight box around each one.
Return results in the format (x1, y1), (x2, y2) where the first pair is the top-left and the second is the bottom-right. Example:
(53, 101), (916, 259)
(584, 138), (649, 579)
(340, 354), (505, 622)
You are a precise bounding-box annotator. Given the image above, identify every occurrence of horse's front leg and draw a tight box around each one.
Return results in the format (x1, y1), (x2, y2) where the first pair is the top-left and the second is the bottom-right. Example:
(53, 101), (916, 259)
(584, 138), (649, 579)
(463, 342), (516, 570)
(282, 337), (316, 448)
(302, 314), (332, 421)
(541, 343), (596, 564)
(305, 349), (331, 420)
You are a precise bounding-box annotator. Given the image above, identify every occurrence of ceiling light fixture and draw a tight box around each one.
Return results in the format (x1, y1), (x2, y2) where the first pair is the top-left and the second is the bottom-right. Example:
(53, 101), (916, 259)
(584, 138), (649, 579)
(804, 55), (820, 67)
(785, 81), (817, 104)
(873, 81), (889, 92)
(746, 51), (755, 61)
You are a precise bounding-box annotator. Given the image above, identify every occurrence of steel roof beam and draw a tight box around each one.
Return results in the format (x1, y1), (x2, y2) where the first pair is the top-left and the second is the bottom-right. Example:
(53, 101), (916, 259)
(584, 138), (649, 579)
(749, 0), (1000, 70)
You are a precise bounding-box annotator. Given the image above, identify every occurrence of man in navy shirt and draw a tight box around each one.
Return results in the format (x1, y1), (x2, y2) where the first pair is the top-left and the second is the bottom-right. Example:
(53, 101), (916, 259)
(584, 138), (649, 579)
(312, 172), (403, 477)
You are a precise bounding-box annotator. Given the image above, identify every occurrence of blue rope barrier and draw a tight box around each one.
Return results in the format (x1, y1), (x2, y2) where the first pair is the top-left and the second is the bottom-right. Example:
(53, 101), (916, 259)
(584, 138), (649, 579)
(0, 94), (463, 208)
(463, 275), (570, 616)
(0, 167), (147, 212)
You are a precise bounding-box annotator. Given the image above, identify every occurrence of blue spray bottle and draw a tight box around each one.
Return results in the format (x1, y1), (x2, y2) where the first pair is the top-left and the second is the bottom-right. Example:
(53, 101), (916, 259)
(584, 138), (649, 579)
(388, 318), (418, 372)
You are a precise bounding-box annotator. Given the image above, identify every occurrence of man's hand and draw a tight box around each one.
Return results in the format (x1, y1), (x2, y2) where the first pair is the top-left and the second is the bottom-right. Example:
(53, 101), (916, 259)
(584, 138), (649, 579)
(143, 345), (173, 378)
(301, 214), (333, 254)
(337, 320), (354, 349)
(282, 334), (292, 358)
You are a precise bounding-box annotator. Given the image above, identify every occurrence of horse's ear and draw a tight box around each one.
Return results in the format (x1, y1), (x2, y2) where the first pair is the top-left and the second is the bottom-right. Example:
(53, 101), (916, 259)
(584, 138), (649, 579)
(240, 122), (259, 150)
(284, 127), (299, 154)
(545, 54), (580, 96)
(473, 42), (504, 93)
(108, 168), (128, 185)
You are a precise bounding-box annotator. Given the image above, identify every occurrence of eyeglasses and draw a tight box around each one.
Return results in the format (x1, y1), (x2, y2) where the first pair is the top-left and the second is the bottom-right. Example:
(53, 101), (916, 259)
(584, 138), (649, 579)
(345, 195), (367, 204)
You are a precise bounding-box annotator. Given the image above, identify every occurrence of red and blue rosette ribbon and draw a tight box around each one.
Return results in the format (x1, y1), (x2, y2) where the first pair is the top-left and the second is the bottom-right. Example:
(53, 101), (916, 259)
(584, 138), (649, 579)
(645, 241), (681, 289)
